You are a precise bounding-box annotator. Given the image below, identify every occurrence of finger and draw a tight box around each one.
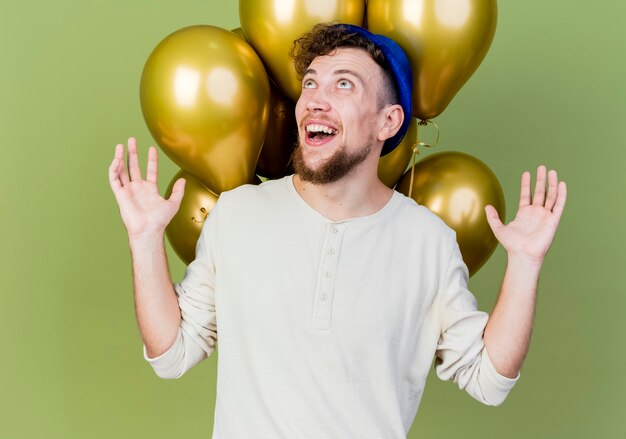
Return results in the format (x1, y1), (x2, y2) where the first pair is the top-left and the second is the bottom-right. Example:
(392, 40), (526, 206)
(109, 155), (123, 192)
(127, 137), (142, 181)
(114, 142), (124, 161)
(484, 204), (503, 232)
(552, 181), (567, 222)
(113, 143), (130, 185)
(146, 146), (158, 183)
(544, 170), (558, 211)
(167, 178), (186, 209)
(109, 143), (128, 189)
(533, 165), (547, 206)
(519, 171), (531, 207)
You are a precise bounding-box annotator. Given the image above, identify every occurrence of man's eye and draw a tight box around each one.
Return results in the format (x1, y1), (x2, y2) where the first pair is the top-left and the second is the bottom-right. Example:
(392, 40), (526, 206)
(303, 79), (316, 89)
(337, 80), (352, 89)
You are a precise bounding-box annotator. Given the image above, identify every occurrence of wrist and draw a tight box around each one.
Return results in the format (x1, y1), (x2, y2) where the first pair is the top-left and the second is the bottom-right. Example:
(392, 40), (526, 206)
(506, 253), (543, 275)
(128, 230), (166, 251)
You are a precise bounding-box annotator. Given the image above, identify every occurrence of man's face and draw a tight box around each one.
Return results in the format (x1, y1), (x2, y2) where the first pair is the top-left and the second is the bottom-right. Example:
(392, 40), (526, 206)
(292, 47), (387, 184)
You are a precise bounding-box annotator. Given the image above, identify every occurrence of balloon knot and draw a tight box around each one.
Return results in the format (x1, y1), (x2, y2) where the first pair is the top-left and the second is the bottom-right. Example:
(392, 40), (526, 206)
(191, 207), (208, 223)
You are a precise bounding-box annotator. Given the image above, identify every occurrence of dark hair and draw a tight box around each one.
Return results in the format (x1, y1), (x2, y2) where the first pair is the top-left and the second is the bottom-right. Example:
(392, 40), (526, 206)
(289, 22), (399, 108)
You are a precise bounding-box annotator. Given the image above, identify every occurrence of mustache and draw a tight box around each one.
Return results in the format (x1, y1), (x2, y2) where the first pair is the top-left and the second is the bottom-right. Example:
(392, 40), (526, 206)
(299, 115), (341, 130)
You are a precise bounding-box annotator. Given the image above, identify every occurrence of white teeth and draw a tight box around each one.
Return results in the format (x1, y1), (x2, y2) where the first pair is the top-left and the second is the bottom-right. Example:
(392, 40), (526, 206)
(306, 124), (336, 135)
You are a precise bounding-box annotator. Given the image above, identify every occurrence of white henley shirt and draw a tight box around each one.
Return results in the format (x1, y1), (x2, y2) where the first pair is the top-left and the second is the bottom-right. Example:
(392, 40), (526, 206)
(144, 175), (519, 438)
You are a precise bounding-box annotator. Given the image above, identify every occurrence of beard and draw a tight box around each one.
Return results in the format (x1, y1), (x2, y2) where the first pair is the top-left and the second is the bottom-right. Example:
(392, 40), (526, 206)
(291, 136), (373, 185)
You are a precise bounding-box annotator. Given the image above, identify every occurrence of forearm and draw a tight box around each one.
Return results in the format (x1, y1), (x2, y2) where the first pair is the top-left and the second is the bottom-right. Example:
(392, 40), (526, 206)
(483, 255), (543, 378)
(129, 232), (181, 359)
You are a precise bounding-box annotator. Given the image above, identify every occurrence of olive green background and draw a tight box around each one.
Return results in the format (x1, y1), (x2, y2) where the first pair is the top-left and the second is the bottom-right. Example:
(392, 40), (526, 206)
(1, 1), (624, 437)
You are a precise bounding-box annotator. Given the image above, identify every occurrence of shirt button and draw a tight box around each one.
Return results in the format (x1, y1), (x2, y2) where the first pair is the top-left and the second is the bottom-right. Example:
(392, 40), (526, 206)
(324, 271), (331, 278)
(331, 226), (339, 233)
(321, 292), (328, 301)
(328, 248), (335, 255)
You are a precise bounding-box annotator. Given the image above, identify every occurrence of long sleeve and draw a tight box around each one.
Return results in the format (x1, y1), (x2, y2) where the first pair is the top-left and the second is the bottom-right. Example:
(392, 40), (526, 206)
(434, 232), (519, 406)
(143, 201), (221, 379)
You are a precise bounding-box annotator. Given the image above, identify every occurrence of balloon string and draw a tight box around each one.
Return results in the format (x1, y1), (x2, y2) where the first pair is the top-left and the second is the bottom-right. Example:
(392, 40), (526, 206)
(408, 141), (418, 200)
(408, 120), (440, 199)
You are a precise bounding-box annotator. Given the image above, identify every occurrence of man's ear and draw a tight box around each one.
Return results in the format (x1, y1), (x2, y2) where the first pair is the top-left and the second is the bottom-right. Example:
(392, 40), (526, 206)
(377, 104), (404, 142)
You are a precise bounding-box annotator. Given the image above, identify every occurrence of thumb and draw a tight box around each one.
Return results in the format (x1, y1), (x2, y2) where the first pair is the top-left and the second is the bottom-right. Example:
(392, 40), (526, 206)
(168, 177), (186, 209)
(484, 204), (503, 233)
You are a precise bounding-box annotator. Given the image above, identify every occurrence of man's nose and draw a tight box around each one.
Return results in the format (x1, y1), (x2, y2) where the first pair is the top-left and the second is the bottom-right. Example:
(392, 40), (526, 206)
(305, 89), (331, 112)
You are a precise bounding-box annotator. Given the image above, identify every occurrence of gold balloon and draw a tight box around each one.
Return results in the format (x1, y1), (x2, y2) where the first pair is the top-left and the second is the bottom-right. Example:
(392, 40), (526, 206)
(140, 25), (270, 193)
(256, 82), (297, 179)
(367, 0), (497, 120)
(396, 151), (505, 276)
(165, 170), (219, 265)
(239, 0), (366, 101)
(378, 117), (417, 188)
(231, 27), (298, 179)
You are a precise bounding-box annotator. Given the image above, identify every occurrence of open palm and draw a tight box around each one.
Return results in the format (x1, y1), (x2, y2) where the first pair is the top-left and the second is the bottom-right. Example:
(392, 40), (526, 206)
(108, 137), (185, 238)
(485, 165), (567, 262)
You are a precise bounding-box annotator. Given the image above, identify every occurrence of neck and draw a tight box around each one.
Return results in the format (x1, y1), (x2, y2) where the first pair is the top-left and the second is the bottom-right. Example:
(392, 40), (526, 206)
(292, 162), (393, 222)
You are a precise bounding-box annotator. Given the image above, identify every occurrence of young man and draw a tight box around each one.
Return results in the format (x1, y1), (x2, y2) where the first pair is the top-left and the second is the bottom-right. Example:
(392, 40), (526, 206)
(109, 23), (567, 438)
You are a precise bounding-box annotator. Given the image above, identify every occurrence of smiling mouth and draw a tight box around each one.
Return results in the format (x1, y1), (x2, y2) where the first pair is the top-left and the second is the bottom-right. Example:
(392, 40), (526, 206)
(305, 123), (338, 143)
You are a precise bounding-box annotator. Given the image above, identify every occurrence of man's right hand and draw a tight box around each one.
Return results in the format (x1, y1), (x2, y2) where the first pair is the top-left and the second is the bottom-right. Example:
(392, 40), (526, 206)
(108, 137), (185, 238)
